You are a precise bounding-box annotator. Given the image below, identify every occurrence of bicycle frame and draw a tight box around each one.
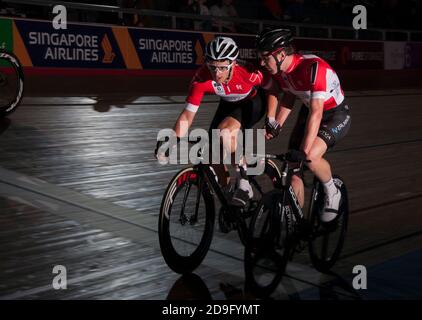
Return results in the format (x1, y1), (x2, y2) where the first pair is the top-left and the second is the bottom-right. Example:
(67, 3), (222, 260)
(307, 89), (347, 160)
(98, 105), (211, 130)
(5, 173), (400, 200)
(199, 163), (231, 208)
(197, 160), (266, 210)
(279, 159), (305, 222)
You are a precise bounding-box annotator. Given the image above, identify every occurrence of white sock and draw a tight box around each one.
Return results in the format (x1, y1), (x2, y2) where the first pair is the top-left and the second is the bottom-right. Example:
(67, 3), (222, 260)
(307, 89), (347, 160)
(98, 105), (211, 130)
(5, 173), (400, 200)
(323, 178), (338, 198)
(236, 164), (252, 197)
(238, 178), (253, 197)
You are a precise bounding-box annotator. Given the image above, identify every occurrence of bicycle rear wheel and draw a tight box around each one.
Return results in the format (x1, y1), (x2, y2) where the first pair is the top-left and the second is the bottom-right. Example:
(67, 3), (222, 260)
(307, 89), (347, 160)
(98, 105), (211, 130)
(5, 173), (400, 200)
(0, 50), (24, 117)
(244, 190), (291, 297)
(308, 175), (349, 273)
(159, 166), (215, 274)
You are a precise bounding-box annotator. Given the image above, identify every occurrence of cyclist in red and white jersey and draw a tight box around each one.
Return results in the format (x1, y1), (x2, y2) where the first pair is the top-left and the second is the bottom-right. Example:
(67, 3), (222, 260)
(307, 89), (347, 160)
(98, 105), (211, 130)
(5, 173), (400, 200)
(155, 37), (268, 206)
(257, 28), (351, 223)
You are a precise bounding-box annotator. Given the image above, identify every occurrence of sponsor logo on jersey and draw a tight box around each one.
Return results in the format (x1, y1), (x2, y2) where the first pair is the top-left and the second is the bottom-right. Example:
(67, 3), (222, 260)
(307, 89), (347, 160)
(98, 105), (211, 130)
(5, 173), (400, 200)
(212, 82), (225, 94)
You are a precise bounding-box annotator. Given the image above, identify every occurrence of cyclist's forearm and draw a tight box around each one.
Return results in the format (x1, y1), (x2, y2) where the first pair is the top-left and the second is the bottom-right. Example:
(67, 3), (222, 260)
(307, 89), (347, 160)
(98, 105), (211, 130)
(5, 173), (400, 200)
(266, 93), (278, 119)
(275, 106), (292, 127)
(174, 109), (195, 137)
(275, 92), (295, 126)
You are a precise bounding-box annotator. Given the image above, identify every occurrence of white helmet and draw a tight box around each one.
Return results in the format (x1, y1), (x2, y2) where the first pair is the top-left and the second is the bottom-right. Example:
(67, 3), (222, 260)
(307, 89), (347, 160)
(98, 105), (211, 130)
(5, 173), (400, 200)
(205, 37), (239, 61)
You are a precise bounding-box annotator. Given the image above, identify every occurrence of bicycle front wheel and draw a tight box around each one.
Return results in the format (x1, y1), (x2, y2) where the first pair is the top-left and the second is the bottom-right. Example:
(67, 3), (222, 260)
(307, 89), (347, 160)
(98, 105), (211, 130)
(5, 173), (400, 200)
(308, 175), (349, 273)
(244, 190), (291, 297)
(0, 50), (24, 117)
(159, 166), (215, 274)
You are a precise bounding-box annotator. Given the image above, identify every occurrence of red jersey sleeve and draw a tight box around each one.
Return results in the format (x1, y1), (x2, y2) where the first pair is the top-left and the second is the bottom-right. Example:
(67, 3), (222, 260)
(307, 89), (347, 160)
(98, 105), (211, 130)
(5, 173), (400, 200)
(185, 66), (214, 110)
(240, 62), (266, 88)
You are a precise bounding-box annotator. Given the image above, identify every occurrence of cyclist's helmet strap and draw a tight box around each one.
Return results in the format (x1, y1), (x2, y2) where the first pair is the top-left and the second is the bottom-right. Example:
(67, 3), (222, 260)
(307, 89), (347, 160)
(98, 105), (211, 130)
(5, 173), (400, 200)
(205, 37), (239, 62)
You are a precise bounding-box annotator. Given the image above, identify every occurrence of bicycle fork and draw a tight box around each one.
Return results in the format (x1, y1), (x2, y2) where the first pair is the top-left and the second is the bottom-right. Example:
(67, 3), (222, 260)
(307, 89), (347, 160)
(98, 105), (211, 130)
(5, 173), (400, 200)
(179, 170), (203, 225)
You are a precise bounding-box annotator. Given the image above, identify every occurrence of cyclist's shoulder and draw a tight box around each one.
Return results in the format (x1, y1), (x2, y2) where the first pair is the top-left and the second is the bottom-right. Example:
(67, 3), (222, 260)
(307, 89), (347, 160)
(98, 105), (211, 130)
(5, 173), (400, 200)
(235, 60), (266, 84)
(298, 53), (332, 70)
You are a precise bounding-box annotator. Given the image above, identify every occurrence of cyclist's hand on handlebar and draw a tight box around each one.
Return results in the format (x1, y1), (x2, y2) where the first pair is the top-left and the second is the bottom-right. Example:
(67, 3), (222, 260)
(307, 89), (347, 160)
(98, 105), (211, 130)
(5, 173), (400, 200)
(154, 136), (179, 164)
(154, 140), (167, 162)
(264, 117), (282, 140)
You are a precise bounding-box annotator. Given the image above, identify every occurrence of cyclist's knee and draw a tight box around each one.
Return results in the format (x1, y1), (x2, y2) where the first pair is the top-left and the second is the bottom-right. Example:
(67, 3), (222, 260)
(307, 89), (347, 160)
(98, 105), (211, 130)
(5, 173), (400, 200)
(219, 128), (238, 154)
(306, 145), (327, 171)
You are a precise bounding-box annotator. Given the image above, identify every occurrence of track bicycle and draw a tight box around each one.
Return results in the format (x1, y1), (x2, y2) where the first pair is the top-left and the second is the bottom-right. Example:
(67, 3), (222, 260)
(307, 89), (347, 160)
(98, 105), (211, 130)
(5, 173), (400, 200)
(244, 150), (349, 296)
(158, 143), (283, 274)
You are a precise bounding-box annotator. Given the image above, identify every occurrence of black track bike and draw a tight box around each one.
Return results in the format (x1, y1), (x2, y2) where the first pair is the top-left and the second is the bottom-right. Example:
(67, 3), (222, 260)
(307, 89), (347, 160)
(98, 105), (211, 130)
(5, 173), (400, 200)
(0, 49), (24, 117)
(158, 147), (283, 275)
(244, 151), (349, 297)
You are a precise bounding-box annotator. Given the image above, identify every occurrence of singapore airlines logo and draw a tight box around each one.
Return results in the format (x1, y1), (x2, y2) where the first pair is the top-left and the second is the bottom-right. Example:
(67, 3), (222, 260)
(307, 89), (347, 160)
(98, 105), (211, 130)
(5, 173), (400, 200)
(101, 34), (115, 64)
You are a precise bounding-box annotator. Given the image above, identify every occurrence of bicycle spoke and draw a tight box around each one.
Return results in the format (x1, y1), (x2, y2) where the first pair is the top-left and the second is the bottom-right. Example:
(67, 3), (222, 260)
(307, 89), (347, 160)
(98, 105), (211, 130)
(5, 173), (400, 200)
(179, 181), (192, 223)
(192, 175), (203, 224)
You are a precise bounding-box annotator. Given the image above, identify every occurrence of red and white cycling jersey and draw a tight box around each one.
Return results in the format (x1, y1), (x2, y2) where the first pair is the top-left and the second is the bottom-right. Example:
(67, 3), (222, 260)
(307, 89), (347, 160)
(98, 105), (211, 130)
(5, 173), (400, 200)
(270, 54), (344, 111)
(185, 62), (265, 113)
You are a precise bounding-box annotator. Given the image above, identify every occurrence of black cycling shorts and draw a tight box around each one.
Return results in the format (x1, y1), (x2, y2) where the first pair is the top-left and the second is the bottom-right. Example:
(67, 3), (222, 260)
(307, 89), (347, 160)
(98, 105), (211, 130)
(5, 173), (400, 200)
(288, 100), (351, 150)
(208, 88), (266, 132)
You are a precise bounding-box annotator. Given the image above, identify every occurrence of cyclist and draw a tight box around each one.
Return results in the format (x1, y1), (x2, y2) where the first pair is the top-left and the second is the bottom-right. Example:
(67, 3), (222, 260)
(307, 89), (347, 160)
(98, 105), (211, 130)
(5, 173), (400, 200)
(155, 36), (267, 207)
(257, 28), (351, 223)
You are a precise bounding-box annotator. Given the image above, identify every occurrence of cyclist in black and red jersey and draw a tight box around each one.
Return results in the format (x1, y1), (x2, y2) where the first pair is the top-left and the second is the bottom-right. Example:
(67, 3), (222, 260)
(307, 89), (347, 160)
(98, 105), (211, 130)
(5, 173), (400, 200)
(155, 37), (268, 206)
(257, 28), (351, 223)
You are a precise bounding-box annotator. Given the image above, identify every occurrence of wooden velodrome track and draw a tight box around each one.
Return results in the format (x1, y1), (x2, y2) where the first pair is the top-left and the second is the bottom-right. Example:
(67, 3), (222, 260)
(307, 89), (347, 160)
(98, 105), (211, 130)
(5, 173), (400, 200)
(0, 73), (421, 300)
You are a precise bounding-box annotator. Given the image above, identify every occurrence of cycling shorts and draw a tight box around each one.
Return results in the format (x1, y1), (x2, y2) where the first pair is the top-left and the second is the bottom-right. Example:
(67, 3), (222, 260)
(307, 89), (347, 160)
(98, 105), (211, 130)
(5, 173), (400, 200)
(208, 88), (266, 132)
(288, 100), (351, 150)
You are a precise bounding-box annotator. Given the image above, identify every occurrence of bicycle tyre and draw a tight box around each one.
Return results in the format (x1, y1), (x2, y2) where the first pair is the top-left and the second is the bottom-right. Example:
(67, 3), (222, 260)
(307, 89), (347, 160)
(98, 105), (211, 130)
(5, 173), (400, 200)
(158, 166), (215, 274)
(0, 50), (24, 117)
(308, 174), (349, 273)
(244, 189), (291, 297)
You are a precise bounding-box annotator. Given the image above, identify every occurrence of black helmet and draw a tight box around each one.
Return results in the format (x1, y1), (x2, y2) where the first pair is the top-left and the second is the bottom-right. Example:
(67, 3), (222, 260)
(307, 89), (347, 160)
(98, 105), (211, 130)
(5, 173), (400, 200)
(205, 37), (239, 61)
(256, 28), (293, 52)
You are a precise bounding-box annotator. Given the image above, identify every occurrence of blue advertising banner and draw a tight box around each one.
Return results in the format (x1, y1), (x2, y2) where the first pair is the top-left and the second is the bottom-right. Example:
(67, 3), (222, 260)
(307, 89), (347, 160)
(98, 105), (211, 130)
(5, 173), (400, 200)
(8, 17), (409, 74)
(128, 28), (208, 70)
(14, 19), (126, 68)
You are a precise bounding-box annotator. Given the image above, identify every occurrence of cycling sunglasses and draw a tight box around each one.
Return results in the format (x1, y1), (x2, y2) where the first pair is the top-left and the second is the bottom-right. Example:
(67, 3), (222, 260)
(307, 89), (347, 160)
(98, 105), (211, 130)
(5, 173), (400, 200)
(206, 62), (233, 72)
